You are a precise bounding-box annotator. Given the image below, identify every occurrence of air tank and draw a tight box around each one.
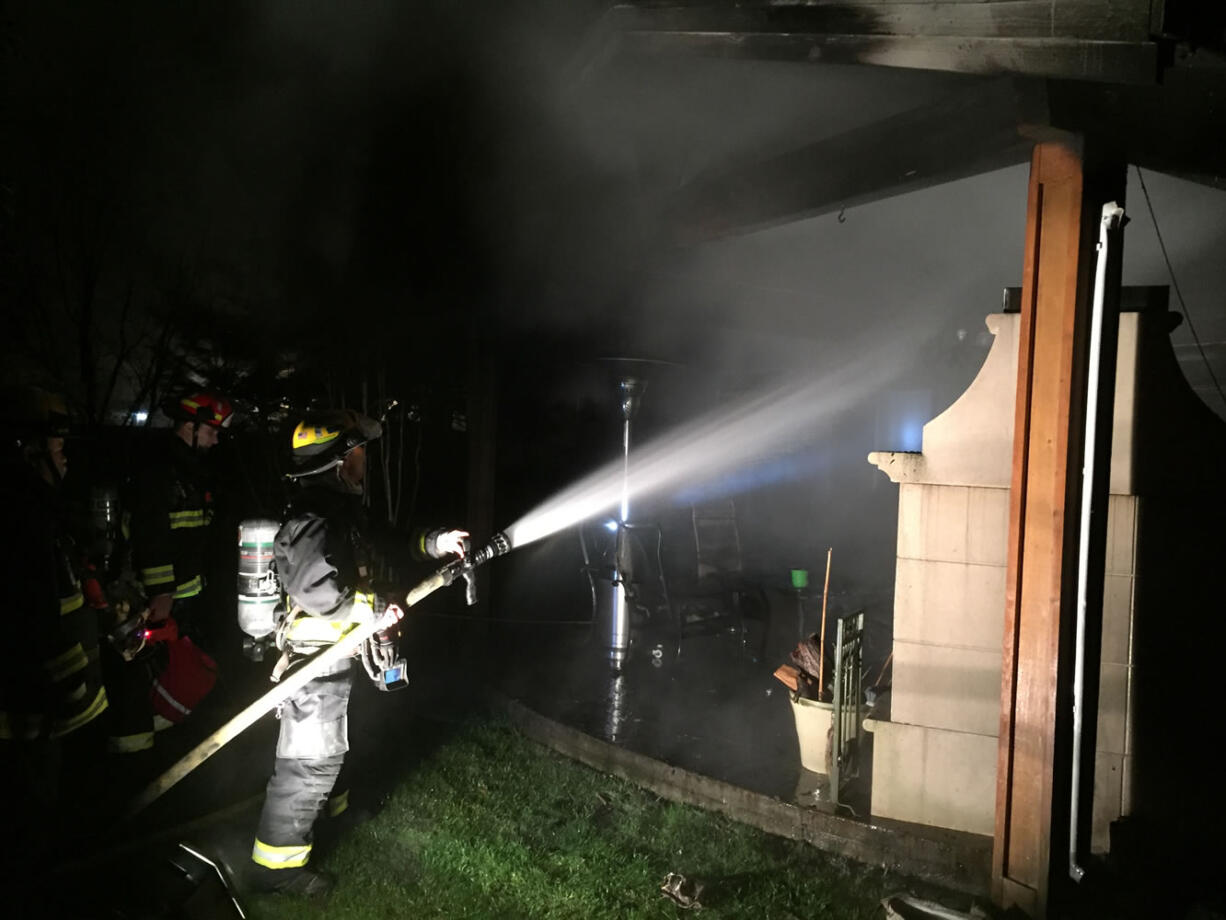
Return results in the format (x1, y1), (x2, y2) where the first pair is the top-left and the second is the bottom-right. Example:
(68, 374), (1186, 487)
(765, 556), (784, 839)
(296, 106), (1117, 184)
(237, 519), (282, 640)
(90, 485), (121, 573)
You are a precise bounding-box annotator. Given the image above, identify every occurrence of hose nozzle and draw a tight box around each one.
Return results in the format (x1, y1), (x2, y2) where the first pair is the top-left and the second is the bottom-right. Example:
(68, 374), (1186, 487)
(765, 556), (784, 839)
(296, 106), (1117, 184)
(458, 532), (510, 606)
(470, 531), (510, 566)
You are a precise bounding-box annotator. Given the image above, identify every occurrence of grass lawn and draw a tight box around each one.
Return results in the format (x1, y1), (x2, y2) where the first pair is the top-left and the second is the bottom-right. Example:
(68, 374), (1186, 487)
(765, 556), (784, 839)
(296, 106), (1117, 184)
(247, 715), (946, 919)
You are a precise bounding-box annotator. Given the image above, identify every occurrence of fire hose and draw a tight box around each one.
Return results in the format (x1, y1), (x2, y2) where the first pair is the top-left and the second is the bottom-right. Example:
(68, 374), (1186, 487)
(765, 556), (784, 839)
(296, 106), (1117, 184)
(126, 532), (510, 818)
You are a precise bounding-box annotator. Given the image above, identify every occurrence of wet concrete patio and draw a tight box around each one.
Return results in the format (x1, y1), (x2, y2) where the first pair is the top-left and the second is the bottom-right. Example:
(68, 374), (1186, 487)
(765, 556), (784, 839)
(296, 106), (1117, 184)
(485, 583), (995, 898)
(494, 606), (822, 803)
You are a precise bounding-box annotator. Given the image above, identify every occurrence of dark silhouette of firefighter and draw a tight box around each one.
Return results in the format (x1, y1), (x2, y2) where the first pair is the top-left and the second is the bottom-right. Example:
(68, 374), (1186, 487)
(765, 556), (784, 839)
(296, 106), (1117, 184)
(0, 387), (109, 868)
(249, 408), (467, 896)
(108, 391), (231, 756)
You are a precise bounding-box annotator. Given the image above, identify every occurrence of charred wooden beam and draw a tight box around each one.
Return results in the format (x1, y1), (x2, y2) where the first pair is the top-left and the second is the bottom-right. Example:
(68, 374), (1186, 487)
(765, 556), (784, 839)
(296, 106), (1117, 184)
(607, 2), (1161, 84)
(661, 77), (1047, 244)
(1155, 0), (1226, 53)
(1046, 72), (1226, 188)
(621, 31), (1159, 84)
(659, 63), (1226, 244)
(609, 2), (1155, 43)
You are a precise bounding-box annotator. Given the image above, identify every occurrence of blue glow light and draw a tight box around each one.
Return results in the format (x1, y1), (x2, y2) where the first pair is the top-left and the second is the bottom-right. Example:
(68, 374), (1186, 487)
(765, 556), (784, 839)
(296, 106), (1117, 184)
(898, 418), (924, 452)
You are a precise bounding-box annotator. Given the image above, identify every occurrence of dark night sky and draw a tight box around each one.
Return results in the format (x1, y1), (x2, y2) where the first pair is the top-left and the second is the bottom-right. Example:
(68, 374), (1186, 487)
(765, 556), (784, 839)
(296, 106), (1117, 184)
(4, 0), (1225, 586)
(5, 1), (1223, 395)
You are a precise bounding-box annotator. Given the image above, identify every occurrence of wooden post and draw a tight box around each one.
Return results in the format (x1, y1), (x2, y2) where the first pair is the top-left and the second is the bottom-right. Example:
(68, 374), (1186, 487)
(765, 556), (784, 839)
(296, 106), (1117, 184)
(993, 139), (1124, 917)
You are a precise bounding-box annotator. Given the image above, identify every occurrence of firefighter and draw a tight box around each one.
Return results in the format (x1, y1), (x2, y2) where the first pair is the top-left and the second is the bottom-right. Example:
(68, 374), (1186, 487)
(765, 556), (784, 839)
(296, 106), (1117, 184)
(130, 390), (233, 637)
(0, 387), (110, 868)
(249, 408), (467, 897)
(109, 391), (231, 755)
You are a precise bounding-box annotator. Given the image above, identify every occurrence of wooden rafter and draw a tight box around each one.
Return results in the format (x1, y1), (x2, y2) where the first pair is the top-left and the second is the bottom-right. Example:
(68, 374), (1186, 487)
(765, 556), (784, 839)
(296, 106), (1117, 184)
(605, 1), (1161, 84)
(661, 77), (1048, 244)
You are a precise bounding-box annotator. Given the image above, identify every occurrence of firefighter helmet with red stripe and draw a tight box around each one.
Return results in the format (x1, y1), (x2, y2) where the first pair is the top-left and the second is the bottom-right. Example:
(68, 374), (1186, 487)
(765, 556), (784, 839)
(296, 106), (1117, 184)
(166, 392), (234, 428)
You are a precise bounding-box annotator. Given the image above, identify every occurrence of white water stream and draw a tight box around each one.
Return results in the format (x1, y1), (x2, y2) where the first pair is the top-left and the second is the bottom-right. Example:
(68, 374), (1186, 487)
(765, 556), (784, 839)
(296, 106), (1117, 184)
(503, 341), (909, 551)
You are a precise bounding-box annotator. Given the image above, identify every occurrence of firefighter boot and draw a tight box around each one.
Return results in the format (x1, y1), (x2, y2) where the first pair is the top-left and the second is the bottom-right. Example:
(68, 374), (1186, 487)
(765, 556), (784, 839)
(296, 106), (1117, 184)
(313, 789), (374, 855)
(251, 865), (336, 898)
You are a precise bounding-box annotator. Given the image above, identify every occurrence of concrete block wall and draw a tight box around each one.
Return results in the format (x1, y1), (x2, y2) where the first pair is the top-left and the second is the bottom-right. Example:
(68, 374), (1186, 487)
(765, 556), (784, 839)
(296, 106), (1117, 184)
(865, 717), (998, 835)
(866, 311), (1143, 847)
(1091, 493), (1137, 851)
(891, 483), (1008, 738)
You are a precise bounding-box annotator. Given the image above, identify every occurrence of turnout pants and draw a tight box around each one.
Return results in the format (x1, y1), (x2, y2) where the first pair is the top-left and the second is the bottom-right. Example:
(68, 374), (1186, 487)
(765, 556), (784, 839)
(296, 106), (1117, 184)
(102, 642), (156, 754)
(104, 595), (208, 755)
(251, 657), (354, 874)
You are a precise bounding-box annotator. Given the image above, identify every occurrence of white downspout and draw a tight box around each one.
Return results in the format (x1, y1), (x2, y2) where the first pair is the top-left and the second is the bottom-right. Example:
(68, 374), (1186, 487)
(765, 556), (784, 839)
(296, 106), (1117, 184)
(1070, 200), (1126, 882)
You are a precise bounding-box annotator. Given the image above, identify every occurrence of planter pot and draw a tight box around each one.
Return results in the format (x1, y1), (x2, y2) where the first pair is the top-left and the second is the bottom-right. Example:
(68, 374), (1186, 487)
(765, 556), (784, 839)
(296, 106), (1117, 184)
(790, 695), (834, 775)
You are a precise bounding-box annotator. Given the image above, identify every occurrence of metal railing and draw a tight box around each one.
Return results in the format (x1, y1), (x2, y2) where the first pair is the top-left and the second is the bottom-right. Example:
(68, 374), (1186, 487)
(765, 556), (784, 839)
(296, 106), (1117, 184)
(830, 610), (865, 804)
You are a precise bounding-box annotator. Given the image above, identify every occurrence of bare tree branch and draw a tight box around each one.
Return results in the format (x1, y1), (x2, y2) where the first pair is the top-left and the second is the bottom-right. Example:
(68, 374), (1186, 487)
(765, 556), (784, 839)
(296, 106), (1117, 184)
(99, 275), (135, 420)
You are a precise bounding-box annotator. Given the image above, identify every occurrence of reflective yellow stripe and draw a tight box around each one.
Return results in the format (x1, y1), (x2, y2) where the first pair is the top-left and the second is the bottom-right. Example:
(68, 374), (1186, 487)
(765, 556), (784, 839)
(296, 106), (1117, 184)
(109, 731), (155, 753)
(60, 591), (85, 615)
(50, 686), (108, 738)
(285, 617), (350, 643)
(44, 643), (88, 682)
(251, 839), (312, 869)
(168, 510), (207, 530)
(142, 565), (175, 587)
(282, 593), (372, 644)
(328, 789), (350, 818)
(173, 575), (204, 599)
(353, 592), (376, 622)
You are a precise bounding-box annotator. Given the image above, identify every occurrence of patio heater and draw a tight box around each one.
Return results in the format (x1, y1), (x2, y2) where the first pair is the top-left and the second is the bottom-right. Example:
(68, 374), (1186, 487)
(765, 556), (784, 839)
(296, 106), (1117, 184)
(594, 372), (647, 670)
(605, 671), (627, 743)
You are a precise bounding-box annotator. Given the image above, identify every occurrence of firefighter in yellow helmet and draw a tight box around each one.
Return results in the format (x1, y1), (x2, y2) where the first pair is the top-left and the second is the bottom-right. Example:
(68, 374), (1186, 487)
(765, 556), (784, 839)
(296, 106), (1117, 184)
(0, 387), (109, 867)
(249, 408), (467, 897)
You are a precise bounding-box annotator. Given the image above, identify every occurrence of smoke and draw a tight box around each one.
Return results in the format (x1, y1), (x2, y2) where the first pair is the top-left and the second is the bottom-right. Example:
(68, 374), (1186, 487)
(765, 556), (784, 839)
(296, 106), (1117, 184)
(504, 327), (922, 549)
(632, 162), (1028, 380)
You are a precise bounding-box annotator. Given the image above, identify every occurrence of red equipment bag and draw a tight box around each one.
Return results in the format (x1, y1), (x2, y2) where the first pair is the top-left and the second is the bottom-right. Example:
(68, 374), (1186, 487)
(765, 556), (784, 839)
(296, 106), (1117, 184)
(150, 637), (218, 725)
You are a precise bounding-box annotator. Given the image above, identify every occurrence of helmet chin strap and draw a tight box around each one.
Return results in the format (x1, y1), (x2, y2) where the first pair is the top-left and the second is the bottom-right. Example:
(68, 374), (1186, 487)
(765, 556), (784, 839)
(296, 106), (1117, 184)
(285, 456), (344, 481)
(285, 465), (361, 496)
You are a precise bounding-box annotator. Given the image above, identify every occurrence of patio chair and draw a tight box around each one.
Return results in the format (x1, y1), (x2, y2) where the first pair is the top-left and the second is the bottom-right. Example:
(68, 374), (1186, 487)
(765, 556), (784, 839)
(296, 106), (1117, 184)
(661, 498), (769, 658)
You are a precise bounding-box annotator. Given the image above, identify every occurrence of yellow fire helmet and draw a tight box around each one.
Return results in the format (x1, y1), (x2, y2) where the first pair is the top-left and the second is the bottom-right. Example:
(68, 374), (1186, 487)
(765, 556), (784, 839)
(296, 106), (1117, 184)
(0, 385), (71, 440)
(288, 409), (382, 478)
